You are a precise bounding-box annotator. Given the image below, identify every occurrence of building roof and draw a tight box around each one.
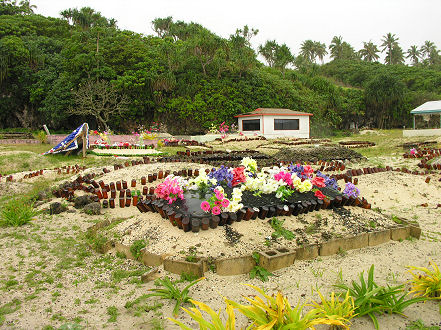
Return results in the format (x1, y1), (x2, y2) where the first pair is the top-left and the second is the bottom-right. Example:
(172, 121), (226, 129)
(235, 108), (313, 118)
(410, 101), (441, 115)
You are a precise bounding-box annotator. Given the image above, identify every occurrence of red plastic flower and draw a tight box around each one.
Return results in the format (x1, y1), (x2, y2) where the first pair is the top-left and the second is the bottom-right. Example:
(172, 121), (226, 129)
(312, 176), (326, 188)
(314, 190), (326, 200)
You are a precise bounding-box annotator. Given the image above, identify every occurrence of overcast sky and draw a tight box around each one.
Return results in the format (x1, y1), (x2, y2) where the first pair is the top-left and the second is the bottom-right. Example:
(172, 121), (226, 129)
(32, 0), (441, 64)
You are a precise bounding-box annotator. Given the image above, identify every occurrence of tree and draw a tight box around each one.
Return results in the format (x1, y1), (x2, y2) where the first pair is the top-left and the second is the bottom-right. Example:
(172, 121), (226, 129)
(151, 16), (173, 38)
(258, 40), (278, 67)
(365, 73), (405, 128)
(229, 25), (258, 77)
(60, 7), (115, 30)
(313, 41), (327, 63)
(359, 41), (380, 62)
(274, 43), (293, 77)
(381, 32), (399, 65)
(70, 79), (131, 131)
(188, 28), (223, 76)
(406, 45), (420, 66)
(300, 40), (327, 63)
(420, 40), (440, 66)
(0, 0), (36, 15)
(329, 36), (344, 60)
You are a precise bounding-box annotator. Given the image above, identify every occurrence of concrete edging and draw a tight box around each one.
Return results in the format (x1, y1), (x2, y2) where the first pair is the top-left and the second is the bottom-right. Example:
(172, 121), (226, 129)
(86, 219), (419, 276)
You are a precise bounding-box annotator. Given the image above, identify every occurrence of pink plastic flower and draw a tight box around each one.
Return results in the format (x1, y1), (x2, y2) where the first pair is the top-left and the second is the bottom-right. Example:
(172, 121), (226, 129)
(302, 165), (314, 176)
(214, 200), (221, 206)
(201, 201), (211, 212)
(215, 191), (224, 200)
(221, 199), (229, 208)
(212, 206), (221, 215)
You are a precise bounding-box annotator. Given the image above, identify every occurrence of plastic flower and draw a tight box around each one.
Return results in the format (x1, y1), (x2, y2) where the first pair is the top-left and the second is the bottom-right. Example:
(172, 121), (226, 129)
(212, 206), (221, 215)
(410, 148), (417, 155)
(240, 157), (257, 173)
(221, 199), (229, 208)
(298, 180), (312, 193)
(314, 190), (326, 200)
(312, 176), (326, 188)
(201, 201), (211, 212)
(343, 182), (360, 198)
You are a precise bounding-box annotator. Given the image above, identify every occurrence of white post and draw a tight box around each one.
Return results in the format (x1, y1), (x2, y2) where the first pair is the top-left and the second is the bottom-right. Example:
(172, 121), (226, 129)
(413, 116), (415, 129)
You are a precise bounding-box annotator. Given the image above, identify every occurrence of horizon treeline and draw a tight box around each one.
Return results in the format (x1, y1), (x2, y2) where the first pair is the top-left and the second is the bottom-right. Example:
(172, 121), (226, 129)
(1, 1), (440, 135)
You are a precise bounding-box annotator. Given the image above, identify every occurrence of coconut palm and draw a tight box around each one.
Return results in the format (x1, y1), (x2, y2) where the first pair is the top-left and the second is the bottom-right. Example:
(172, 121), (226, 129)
(381, 33), (399, 65)
(300, 39), (315, 63)
(359, 41), (380, 62)
(406, 45), (420, 66)
(420, 40), (440, 65)
(313, 41), (327, 63)
(329, 36), (344, 60)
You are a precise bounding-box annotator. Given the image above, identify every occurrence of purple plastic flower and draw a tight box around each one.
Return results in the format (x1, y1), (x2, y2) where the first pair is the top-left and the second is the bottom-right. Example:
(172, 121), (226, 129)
(342, 182), (360, 198)
(208, 165), (233, 187)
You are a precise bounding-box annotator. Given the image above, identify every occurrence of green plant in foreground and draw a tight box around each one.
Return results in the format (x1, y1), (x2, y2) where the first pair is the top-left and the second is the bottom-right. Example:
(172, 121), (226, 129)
(146, 276), (204, 316)
(309, 290), (356, 330)
(0, 298), (21, 326)
(169, 299), (236, 330)
(226, 284), (344, 329)
(407, 260), (441, 298)
(405, 319), (439, 330)
(107, 306), (118, 322)
(0, 198), (38, 227)
(270, 217), (295, 240)
(334, 265), (427, 329)
(130, 239), (147, 260)
(249, 252), (273, 282)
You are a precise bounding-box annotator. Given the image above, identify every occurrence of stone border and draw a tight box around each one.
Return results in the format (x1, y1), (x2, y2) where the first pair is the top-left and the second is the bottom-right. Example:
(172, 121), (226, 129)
(86, 216), (420, 277)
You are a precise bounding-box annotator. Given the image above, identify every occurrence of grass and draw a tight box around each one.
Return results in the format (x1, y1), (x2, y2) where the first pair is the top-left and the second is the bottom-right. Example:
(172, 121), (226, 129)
(0, 197), (38, 227)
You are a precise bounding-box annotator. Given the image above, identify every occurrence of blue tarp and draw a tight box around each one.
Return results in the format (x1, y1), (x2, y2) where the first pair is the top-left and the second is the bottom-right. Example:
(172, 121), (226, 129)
(43, 123), (89, 155)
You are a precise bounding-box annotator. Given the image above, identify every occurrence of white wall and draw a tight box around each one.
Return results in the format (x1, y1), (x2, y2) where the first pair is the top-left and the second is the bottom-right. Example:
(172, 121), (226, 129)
(238, 115), (310, 138)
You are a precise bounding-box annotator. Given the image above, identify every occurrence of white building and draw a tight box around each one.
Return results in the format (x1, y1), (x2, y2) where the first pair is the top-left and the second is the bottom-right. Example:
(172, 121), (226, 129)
(235, 108), (313, 138)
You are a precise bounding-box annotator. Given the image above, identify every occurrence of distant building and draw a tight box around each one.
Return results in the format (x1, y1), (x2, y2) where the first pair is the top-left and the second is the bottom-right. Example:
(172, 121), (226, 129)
(235, 108), (313, 138)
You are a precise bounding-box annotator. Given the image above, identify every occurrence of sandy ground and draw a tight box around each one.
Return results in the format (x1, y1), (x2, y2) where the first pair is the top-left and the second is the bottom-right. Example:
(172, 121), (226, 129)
(91, 149), (163, 156)
(1, 153), (441, 329)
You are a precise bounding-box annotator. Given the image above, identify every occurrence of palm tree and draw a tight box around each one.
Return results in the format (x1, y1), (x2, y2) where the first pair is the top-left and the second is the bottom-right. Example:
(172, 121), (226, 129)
(381, 33), (399, 65)
(359, 41), (380, 62)
(329, 36), (344, 60)
(313, 41), (327, 63)
(420, 40), (435, 59)
(390, 45), (404, 64)
(300, 40), (315, 63)
(406, 45), (420, 66)
(420, 40), (440, 65)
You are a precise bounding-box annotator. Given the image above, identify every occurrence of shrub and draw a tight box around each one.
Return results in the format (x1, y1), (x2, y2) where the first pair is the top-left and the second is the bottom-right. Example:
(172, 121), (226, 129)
(408, 260), (441, 298)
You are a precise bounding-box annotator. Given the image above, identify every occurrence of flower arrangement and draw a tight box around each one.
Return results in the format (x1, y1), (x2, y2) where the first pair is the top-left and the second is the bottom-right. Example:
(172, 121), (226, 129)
(152, 158), (354, 216)
(154, 176), (186, 204)
(200, 187), (230, 215)
(219, 122), (229, 140)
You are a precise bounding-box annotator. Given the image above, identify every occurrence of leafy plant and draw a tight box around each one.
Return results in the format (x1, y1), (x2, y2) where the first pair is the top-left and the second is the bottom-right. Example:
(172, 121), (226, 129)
(0, 198), (38, 227)
(407, 260), (441, 298)
(405, 319), (439, 330)
(130, 239), (147, 260)
(309, 290), (356, 329)
(185, 247), (198, 263)
(249, 252), (274, 282)
(107, 306), (118, 322)
(226, 284), (343, 329)
(270, 218), (295, 240)
(169, 299), (235, 330)
(34, 130), (48, 144)
(146, 276), (204, 316)
(334, 265), (427, 329)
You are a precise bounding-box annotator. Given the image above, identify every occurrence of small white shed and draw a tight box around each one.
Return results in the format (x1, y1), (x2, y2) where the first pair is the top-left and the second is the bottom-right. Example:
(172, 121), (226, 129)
(235, 108), (313, 138)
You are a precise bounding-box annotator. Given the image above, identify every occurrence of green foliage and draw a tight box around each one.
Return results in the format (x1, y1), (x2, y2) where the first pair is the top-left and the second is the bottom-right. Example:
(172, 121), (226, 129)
(334, 265), (428, 329)
(146, 276), (204, 316)
(269, 217), (295, 240)
(407, 260), (441, 298)
(249, 252), (274, 282)
(169, 298), (236, 330)
(106, 306), (118, 322)
(406, 319), (440, 330)
(0, 197), (37, 227)
(84, 231), (108, 253)
(129, 239), (147, 260)
(0, 298), (21, 326)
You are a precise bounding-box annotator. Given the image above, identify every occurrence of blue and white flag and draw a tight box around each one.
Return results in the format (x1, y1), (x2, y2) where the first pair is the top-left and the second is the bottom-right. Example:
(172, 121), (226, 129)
(44, 123), (89, 155)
